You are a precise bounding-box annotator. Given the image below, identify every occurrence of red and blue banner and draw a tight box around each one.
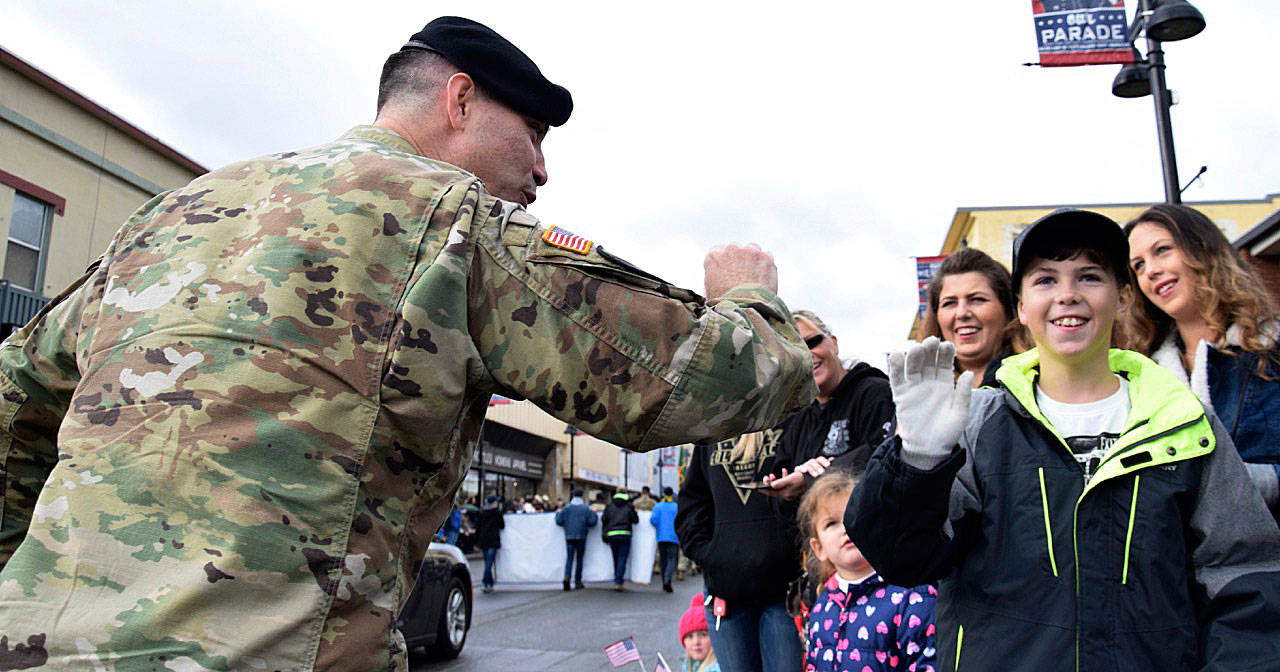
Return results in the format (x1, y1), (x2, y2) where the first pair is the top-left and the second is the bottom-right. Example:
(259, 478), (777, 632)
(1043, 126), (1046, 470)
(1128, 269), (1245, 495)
(915, 255), (947, 320)
(1032, 0), (1134, 66)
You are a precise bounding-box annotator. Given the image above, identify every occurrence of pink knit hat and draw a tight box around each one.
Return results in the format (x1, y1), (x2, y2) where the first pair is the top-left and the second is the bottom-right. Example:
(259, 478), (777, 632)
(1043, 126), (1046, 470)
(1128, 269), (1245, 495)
(678, 593), (708, 643)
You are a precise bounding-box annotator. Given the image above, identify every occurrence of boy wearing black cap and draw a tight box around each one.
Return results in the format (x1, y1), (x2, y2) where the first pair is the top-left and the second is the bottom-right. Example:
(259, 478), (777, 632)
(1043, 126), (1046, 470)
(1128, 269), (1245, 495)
(846, 209), (1280, 671)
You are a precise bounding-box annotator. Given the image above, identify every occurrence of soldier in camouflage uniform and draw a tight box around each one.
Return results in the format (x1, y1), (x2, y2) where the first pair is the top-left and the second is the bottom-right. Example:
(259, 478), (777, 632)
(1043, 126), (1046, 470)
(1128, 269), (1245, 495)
(0, 16), (815, 672)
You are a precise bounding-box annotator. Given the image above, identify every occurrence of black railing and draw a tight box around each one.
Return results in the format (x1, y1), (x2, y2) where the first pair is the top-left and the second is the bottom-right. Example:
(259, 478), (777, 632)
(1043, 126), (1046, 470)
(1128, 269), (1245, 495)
(0, 280), (49, 338)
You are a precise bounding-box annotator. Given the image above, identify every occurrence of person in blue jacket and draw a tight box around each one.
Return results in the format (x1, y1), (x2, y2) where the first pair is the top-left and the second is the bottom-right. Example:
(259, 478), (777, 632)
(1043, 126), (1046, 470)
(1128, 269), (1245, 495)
(440, 497), (464, 545)
(650, 486), (680, 592)
(555, 487), (597, 590)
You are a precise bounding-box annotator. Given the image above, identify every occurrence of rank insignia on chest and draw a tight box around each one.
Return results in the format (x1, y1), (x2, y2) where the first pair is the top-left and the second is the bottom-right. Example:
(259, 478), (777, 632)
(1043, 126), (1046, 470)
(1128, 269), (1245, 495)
(542, 226), (592, 255)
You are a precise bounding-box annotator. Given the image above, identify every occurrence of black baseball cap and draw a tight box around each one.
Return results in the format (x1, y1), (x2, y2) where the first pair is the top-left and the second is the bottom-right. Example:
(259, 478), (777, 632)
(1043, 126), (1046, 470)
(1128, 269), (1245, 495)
(402, 16), (573, 127)
(1011, 208), (1130, 291)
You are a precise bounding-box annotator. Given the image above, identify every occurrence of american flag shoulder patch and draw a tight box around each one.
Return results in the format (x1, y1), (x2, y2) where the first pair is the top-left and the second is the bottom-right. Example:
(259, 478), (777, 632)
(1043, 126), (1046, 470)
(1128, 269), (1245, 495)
(542, 226), (593, 255)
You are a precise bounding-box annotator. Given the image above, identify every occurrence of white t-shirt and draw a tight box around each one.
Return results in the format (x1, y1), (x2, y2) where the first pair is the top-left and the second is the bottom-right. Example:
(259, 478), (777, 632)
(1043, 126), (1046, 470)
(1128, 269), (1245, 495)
(1036, 376), (1130, 484)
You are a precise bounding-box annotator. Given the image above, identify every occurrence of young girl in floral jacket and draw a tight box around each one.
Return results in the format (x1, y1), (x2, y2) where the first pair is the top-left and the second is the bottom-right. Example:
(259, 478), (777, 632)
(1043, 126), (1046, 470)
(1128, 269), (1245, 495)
(799, 472), (936, 672)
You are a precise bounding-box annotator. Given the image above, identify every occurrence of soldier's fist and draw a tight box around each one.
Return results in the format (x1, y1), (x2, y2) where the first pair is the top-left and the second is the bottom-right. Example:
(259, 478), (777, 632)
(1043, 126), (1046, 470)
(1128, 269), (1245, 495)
(704, 243), (778, 298)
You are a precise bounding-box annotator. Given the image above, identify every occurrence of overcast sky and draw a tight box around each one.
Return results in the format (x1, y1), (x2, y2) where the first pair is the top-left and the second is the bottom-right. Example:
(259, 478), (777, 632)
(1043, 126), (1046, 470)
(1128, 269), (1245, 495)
(4, 1), (1276, 363)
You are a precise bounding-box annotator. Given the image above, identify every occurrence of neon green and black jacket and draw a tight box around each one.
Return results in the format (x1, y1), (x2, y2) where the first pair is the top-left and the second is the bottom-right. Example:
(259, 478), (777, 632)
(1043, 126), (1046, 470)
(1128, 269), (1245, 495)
(602, 494), (638, 539)
(848, 349), (1280, 671)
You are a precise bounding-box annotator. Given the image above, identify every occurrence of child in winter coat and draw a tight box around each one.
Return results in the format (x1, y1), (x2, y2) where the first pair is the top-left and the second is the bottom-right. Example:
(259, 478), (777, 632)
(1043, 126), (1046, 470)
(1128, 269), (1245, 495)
(799, 471), (936, 672)
(848, 209), (1280, 671)
(678, 593), (721, 672)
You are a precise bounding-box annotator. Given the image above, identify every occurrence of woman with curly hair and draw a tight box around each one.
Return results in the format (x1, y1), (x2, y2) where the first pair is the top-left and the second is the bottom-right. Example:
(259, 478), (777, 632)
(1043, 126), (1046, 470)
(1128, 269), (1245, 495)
(921, 248), (1019, 388)
(1125, 203), (1280, 520)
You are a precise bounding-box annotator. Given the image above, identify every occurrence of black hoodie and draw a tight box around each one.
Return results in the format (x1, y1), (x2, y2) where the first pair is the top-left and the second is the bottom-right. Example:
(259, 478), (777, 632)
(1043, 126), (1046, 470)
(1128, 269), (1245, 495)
(675, 424), (801, 608)
(771, 361), (895, 480)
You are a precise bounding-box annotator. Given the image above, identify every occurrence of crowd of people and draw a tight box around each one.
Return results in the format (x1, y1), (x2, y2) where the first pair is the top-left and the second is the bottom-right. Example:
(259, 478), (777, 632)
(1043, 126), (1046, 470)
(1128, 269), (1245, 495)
(455, 200), (1280, 672)
(0, 13), (1275, 672)
(661, 204), (1280, 671)
(460, 483), (688, 594)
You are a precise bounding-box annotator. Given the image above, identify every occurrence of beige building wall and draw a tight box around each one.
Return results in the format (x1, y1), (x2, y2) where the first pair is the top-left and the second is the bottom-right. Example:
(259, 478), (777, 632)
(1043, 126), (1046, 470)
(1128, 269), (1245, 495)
(0, 47), (204, 299)
(484, 400), (627, 492)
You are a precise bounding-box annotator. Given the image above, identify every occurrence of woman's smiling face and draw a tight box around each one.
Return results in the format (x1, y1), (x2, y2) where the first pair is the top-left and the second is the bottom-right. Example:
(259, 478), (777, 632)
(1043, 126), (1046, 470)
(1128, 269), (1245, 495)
(936, 271), (1008, 374)
(1128, 221), (1202, 324)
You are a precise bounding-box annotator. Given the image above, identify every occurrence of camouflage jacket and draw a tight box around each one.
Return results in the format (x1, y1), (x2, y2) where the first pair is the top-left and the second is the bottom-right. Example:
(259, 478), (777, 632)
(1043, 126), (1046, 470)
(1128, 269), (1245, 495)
(0, 126), (815, 671)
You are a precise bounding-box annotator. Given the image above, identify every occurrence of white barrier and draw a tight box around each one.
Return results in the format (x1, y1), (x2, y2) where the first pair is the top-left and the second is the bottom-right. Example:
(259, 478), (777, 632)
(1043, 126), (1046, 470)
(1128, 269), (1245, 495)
(493, 511), (656, 585)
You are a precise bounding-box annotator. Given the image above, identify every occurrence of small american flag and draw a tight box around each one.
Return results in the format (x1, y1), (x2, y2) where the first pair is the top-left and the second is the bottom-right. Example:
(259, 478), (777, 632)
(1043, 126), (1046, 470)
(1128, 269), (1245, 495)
(654, 651), (672, 672)
(604, 636), (642, 667)
(542, 226), (592, 255)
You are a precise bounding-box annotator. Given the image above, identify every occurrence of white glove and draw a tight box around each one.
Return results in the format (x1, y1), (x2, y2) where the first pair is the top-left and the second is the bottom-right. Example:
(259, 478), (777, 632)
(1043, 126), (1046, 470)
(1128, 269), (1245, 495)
(888, 336), (974, 470)
(1245, 463), (1279, 510)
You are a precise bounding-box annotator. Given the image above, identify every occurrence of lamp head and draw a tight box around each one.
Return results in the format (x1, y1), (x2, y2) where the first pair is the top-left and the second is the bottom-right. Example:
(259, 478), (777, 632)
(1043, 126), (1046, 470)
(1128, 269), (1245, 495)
(1111, 56), (1151, 98)
(1147, 0), (1206, 42)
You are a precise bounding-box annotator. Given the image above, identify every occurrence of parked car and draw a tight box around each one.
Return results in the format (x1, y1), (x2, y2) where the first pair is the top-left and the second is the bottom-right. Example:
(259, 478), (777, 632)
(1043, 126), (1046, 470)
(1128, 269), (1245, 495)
(397, 542), (472, 660)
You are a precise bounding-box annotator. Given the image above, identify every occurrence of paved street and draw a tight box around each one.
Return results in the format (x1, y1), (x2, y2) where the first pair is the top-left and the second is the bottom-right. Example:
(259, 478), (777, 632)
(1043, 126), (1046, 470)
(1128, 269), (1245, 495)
(413, 556), (701, 671)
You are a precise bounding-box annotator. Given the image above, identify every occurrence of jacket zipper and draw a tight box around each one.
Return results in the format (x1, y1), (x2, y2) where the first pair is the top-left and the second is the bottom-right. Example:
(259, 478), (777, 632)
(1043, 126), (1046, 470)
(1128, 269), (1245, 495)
(1064, 418), (1149, 672)
(1038, 467), (1058, 577)
(1122, 474), (1141, 584)
(954, 623), (964, 671)
(1070, 413), (1205, 671)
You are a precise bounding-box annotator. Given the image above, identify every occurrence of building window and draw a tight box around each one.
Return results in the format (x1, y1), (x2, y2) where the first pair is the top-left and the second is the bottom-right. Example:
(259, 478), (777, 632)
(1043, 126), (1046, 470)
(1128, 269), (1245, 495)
(5, 192), (51, 292)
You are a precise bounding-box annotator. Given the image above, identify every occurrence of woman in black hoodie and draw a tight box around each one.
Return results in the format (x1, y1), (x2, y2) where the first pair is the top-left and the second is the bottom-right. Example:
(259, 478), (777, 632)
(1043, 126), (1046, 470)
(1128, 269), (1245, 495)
(763, 310), (896, 497)
(676, 427), (803, 672)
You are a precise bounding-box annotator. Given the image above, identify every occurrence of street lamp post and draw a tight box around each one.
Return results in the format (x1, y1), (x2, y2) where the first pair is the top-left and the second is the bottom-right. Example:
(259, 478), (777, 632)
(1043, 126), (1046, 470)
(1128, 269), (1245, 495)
(1141, 0), (1180, 203)
(563, 426), (581, 495)
(1111, 0), (1205, 203)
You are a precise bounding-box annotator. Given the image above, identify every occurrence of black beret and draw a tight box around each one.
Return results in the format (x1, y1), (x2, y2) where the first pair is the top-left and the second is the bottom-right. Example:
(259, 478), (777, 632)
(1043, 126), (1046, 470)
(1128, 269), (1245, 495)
(402, 16), (573, 127)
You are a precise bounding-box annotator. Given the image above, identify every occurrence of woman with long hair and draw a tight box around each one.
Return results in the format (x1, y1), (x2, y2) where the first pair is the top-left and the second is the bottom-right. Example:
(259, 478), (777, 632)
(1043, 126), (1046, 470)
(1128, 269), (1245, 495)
(1125, 203), (1280, 519)
(921, 248), (1019, 387)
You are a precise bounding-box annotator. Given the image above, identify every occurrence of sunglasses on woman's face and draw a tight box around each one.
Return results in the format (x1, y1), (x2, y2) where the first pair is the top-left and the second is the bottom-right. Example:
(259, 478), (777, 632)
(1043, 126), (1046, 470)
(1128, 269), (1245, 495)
(804, 334), (825, 350)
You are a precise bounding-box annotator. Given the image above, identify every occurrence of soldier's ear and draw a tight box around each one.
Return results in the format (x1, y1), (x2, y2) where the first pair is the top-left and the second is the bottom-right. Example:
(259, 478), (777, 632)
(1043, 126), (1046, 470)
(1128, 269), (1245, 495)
(445, 73), (478, 131)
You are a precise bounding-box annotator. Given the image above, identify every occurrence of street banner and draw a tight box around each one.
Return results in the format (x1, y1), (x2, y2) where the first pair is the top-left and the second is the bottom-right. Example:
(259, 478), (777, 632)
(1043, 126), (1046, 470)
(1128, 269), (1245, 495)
(1031, 1), (1135, 66)
(494, 511), (657, 585)
(915, 255), (947, 319)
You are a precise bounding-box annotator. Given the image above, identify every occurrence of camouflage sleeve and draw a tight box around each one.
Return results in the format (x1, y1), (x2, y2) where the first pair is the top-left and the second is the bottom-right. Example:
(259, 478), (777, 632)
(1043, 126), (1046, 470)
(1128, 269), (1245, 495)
(469, 203), (816, 451)
(0, 261), (99, 566)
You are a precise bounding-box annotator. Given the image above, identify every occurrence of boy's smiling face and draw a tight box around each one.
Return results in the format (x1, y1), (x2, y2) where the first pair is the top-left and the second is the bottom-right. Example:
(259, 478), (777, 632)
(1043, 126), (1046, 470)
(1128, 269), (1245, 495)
(1017, 254), (1121, 364)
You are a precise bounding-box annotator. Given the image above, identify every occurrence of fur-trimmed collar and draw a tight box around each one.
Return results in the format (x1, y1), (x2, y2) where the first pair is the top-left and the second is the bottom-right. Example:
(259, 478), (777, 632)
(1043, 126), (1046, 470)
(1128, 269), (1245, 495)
(1151, 332), (1211, 411)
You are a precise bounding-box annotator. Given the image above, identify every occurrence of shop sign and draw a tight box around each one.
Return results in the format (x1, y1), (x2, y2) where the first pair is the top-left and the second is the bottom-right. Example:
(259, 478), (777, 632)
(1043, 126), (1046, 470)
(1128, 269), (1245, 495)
(577, 468), (620, 486)
(478, 443), (544, 478)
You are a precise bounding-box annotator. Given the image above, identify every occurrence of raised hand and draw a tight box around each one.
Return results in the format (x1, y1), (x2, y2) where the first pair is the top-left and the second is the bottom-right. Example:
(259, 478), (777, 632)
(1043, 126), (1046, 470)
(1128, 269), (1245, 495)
(888, 336), (973, 470)
(704, 243), (779, 298)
